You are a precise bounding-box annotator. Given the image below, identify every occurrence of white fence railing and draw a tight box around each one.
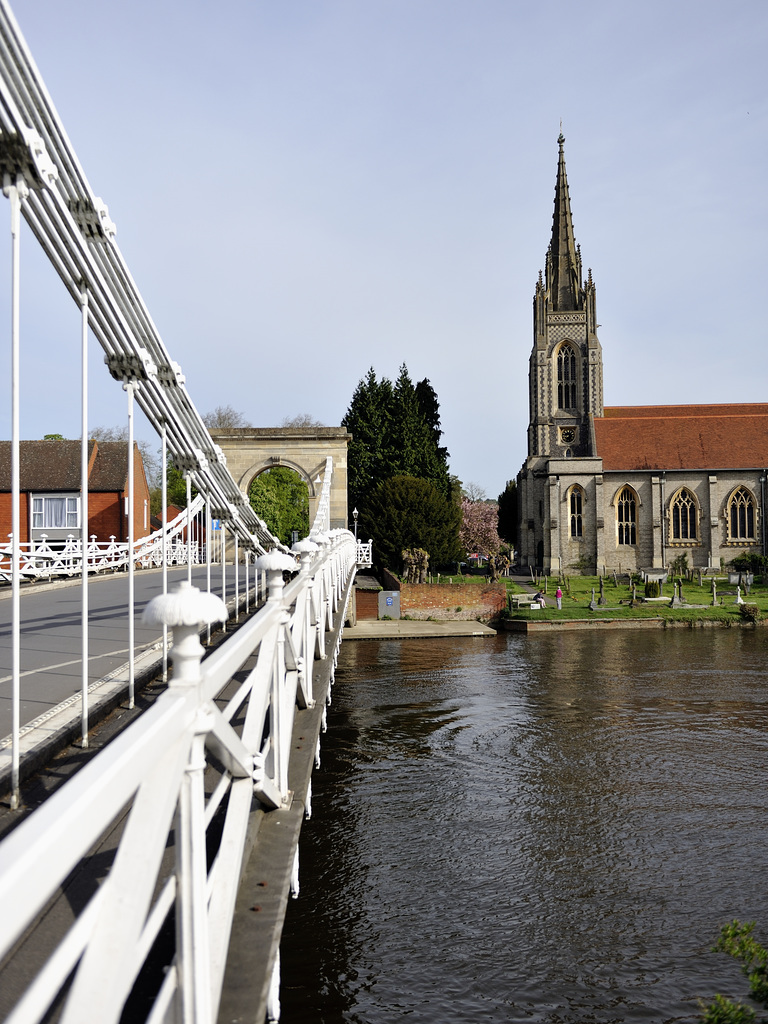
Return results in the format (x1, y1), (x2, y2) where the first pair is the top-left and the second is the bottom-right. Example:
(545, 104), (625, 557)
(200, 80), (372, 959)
(0, 494), (211, 580)
(0, 526), (357, 1024)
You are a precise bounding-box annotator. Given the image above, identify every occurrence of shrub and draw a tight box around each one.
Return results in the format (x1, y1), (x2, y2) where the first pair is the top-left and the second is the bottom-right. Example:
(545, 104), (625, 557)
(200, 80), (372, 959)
(644, 580), (660, 599)
(740, 604), (762, 624)
(732, 551), (768, 575)
(700, 920), (768, 1021)
(700, 993), (755, 1023)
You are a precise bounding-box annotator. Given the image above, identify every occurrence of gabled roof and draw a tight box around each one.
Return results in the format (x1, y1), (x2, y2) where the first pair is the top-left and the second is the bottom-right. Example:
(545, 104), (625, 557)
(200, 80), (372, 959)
(0, 440), (136, 491)
(595, 404), (768, 471)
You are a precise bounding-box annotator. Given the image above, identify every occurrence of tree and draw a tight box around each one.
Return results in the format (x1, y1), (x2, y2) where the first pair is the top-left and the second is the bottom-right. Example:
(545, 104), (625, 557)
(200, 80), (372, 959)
(342, 368), (397, 512)
(43, 433), (65, 440)
(359, 475), (461, 573)
(203, 405), (251, 429)
(463, 481), (487, 502)
(497, 479), (518, 548)
(342, 365), (451, 513)
(391, 365), (450, 496)
(459, 498), (501, 556)
(248, 467), (309, 545)
(280, 414), (326, 428)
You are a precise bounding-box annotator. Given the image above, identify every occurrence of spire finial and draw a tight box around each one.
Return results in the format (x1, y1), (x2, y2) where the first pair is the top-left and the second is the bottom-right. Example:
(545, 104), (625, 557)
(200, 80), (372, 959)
(558, 119), (564, 145)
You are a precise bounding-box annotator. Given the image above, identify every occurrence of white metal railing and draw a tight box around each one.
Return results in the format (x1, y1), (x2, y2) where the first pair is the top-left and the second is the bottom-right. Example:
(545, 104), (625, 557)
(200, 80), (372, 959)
(0, 494), (210, 580)
(0, 527), (357, 1024)
(356, 539), (373, 568)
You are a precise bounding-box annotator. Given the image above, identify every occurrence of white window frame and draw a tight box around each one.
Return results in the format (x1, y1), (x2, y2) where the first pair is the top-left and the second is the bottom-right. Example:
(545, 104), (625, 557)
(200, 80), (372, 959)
(31, 493), (81, 531)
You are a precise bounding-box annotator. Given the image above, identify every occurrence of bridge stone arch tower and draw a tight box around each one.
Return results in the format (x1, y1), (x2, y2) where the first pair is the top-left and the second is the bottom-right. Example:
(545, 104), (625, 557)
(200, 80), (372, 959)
(210, 427), (352, 531)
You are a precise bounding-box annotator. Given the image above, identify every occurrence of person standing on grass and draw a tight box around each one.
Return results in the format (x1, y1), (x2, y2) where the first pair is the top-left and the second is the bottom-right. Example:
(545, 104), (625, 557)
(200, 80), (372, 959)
(555, 586), (563, 610)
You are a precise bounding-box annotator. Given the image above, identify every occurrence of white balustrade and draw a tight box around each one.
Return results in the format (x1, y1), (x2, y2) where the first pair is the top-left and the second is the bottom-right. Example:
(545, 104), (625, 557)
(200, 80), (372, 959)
(0, 525), (358, 1024)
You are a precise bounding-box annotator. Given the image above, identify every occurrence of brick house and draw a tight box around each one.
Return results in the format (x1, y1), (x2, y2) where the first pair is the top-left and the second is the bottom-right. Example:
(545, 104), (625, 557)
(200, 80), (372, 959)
(517, 135), (768, 573)
(0, 440), (151, 547)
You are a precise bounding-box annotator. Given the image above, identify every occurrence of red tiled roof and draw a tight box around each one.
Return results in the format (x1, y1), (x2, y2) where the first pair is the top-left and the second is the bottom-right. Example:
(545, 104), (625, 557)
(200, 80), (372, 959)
(596, 405), (768, 471)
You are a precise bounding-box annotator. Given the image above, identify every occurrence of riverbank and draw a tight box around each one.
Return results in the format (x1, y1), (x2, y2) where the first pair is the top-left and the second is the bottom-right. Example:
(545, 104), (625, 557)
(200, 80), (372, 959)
(499, 615), (762, 633)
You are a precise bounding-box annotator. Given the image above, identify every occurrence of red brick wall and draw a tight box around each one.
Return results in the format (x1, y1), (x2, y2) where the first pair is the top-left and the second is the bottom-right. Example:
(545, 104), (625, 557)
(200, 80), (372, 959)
(87, 492), (123, 542)
(355, 589), (380, 619)
(400, 581), (507, 621)
(0, 493), (29, 543)
(131, 445), (151, 540)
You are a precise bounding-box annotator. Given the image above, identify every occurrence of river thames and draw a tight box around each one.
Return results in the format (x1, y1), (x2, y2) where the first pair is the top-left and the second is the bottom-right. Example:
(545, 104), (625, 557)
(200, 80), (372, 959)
(281, 628), (768, 1022)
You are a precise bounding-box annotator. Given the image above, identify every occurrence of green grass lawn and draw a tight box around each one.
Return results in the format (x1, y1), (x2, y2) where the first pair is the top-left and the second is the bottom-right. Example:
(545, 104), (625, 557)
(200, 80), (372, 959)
(394, 570), (764, 624)
(502, 573), (765, 624)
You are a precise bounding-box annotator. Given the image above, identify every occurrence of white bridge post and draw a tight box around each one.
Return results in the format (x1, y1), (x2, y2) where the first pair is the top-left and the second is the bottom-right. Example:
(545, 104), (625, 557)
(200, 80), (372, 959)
(4, 172), (27, 809)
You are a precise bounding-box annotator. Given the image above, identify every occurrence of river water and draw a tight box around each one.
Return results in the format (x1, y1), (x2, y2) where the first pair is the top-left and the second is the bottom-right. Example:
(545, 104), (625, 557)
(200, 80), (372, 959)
(280, 629), (768, 1022)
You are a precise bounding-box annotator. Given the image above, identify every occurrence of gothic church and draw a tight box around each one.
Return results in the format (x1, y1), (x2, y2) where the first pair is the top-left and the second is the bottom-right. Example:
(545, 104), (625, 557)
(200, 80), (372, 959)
(517, 135), (768, 573)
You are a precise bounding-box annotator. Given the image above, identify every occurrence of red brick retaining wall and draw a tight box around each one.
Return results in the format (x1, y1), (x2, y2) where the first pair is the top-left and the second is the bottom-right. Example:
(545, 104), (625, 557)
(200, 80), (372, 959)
(378, 569), (505, 621)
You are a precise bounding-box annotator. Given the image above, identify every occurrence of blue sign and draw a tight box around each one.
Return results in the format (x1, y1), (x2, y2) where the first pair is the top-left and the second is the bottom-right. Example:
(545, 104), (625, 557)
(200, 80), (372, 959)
(386, 596), (393, 606)
(212, 518), (221, 530)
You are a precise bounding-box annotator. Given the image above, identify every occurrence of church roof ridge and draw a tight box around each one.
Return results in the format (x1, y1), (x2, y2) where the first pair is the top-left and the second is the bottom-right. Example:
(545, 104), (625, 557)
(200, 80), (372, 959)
(602, 403), (768, 419)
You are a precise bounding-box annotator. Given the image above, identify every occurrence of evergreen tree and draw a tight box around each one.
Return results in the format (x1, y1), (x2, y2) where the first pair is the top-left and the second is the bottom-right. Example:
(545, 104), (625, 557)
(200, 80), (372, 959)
(342, 368), (396, 512)
(415, 377), (450, 483)
(497, 479), (518, 549)
(342, 364), (450, 512)
(360, 475), (461, 572)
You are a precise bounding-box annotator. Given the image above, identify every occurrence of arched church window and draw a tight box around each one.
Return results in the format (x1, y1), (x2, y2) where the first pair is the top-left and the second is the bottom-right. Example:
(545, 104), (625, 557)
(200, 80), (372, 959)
(616, 487), (637, 545)
(569, 486), (583, 538)
(557, 345), (577, 409)
(728, 487), (755, 541)
(671, 488), (697, 541)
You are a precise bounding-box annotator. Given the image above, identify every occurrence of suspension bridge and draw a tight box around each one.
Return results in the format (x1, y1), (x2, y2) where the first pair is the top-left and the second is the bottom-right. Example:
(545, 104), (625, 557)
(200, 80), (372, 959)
(0, 2), (371, 1020)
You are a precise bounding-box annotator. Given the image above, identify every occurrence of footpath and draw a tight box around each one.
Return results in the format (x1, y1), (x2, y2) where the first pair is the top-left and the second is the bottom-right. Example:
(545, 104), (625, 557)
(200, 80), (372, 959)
(343, 619), (496, 639)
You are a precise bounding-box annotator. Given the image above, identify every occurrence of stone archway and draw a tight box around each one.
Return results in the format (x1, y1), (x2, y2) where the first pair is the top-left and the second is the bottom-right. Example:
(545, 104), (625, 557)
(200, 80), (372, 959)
(210, 427), (351, 530)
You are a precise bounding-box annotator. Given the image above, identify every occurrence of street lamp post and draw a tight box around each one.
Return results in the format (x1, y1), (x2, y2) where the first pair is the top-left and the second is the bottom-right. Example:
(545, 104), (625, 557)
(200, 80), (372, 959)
(352, 507), (358, 539)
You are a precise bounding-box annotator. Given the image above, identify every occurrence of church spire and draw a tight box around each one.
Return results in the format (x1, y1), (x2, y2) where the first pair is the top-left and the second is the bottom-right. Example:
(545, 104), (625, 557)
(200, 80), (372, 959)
(547, 133), (582, 311)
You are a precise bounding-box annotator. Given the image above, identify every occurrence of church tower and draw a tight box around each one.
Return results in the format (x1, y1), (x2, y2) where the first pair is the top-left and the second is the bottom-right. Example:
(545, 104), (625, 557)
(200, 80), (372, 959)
(527, 134), (603, 460)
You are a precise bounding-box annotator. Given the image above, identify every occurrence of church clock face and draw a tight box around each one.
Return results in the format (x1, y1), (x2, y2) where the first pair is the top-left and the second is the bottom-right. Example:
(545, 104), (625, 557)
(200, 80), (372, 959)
(561, 427), (576, 444)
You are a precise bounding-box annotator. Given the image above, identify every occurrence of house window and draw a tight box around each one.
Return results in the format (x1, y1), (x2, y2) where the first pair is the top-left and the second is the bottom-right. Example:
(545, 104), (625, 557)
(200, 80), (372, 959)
(557, 345), (577, 409)
(31, 495), (80, 530)
(671, 488), (697, 541)
(617, 487), (637, 545)
(569, 487), (583, 537)
(728, 487), (755, 541)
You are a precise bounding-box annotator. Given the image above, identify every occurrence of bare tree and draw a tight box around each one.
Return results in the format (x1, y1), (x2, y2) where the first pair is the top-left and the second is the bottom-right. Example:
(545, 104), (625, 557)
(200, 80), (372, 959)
(89, 424), (161, 488)
(203, 405), (251, 429)
(280, 414), (325, 428)
(462, 481), (488, 502)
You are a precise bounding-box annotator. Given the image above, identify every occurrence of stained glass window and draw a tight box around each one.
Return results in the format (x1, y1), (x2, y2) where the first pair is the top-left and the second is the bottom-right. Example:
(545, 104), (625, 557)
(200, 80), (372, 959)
(617, 487), (636, 545)
(728, 487), (755, 540)
(569, 487), (583, 537)
(671, 489), (697, 541)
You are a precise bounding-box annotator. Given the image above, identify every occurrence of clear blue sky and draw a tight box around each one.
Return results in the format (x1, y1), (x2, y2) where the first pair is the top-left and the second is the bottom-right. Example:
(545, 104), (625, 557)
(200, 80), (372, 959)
(0, 0), (766, 498)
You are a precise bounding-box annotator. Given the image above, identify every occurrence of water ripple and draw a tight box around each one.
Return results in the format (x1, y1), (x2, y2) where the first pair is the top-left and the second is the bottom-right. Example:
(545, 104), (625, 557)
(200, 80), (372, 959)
(282, 631), (768, 1022)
